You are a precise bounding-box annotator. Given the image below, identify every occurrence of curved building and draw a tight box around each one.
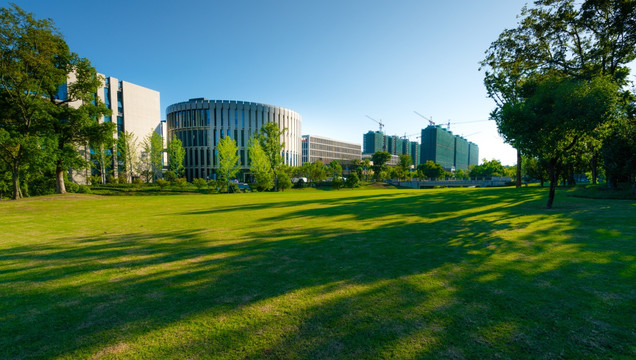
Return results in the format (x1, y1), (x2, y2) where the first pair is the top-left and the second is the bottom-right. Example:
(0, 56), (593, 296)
(166, 99), (302, 181)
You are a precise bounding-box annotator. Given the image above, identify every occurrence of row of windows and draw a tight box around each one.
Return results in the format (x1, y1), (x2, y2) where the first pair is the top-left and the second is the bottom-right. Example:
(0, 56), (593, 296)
(167, 108), (298, 132)
(172, 128), (259, 149)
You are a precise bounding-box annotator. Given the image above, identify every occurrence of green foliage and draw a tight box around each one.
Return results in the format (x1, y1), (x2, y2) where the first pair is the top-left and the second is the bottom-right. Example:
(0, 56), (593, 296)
(248, 136), (274, 191)
(163, 170), (177, 183)
(117, 131), (138, 184)
(276, 170), (292, 191)
(156, 178), (169, 190)
(167, 135), (185, 178)
(345, 172), (361, 188)
(308, 161), (327, 185)
(331, 176), (344, 190)
(417, 160), (445, 180)
(217, 136), (240, 193)
(0, 4), (111, 197)
(255, 122), (287, 191)
(469, 159), (506, 179)
(328, 160), (343, 178)
(192, 178), (207, 190)
(175, 177), (188, 188)
(142, 130), (164, 182)
(371, 151), (391, 181)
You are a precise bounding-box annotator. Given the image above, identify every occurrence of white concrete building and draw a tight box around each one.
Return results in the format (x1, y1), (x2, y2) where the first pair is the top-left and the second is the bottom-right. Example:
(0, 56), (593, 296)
(301, 135), (361, 164)
(69, 75), (161, 184)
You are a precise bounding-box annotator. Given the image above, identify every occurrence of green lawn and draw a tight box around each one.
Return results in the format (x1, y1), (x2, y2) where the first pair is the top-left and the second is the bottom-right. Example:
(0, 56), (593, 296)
(1, 187), (635, 359)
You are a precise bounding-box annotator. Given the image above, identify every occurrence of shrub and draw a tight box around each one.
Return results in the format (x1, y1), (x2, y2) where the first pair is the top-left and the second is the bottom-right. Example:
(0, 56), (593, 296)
(89, 175), (102, 186)
(346, 173), (361, 188)
(77, 185), (91, 194)
(175, 177), (188, 188)
(164, 170), (177, 183)
(64, 181), (80, 193)
(156, 179), (169, 189)
(192, 178), (207, 190)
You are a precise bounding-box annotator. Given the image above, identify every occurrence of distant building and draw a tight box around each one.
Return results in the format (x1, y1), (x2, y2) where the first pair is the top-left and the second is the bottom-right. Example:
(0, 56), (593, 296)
(363, 130), (385, 154)
(468, 141), (479, 167)
(420, 125), (478, 171)
(69, 75), (161, 184)
(410, 142), (420, 166)
(302, 135), (361, 164)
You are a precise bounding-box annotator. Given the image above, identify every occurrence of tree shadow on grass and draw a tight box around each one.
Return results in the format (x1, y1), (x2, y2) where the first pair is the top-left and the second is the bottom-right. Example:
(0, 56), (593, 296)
(1, 187), (634, 359)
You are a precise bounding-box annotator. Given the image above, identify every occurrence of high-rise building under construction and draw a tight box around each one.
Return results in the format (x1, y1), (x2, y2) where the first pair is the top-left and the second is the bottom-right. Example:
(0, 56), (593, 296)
(420, 125), (479, 170)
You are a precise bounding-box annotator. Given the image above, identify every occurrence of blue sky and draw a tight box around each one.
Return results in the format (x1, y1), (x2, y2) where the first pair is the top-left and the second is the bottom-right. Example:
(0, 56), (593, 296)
(6, 1), (558, 165)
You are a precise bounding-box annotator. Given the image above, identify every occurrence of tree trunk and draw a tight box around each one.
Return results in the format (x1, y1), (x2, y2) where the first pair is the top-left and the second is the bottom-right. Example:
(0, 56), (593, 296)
(547, 159), (558, 209)
(11, 161), (21, 200)
(516, 149), (522, 188)
(591, 154), (598, 185)
(55, 165), (67, 194)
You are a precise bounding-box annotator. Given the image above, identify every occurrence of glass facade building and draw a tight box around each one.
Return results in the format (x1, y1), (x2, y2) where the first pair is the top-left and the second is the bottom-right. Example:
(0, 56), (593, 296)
(420, 125), (478, 171)
(166, 99), (302, 181)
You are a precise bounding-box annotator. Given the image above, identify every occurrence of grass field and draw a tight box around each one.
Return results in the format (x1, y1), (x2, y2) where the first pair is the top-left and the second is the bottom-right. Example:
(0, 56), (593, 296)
(1, 187), (635, 359)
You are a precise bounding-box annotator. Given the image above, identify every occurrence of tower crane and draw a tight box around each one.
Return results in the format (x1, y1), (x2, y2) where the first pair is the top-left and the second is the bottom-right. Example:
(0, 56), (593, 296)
(413, 111), (434, 126)
(365, 115), (384, 132)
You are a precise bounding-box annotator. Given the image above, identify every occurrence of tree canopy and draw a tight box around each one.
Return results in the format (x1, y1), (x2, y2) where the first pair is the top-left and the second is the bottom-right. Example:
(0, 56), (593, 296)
(0, 4), (111, 198)
(481, 0), (635, 207)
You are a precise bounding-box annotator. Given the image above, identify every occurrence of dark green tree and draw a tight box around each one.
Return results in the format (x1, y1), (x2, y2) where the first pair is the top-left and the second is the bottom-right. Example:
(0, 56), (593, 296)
(417, 160), (445, 180)
(371, 151), (391, 181)
(0, 5), (111, 197)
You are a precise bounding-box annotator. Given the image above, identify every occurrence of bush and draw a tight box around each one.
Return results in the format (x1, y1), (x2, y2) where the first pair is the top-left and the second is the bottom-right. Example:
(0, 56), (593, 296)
(89, 175), (102, 186)
(64, 181), (80, 193)
(132, 178), (143, 188)
(77, 185), (91, 194)
(164, 170), (177, 183)
(192, 178), (207, 190)
(294, 178), (306, 189)
(175, 177), (188, 188)
(156, 179), (169, 189)
(276, 171), (292, 191)
(332, 176), (344, 190)
(346, 173), (361, 188)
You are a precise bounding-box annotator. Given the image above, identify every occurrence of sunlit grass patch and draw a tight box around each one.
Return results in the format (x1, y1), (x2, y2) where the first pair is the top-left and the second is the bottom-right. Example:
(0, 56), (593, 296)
(0, 187), (634, 359)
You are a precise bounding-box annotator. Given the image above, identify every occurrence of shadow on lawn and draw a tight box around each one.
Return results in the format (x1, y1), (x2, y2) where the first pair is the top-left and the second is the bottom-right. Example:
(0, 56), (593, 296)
(1, 187), (635, 359)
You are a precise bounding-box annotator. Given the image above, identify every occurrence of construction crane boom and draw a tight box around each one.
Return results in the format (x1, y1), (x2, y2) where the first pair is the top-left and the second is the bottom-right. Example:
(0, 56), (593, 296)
(365, 115), (384, 132)
(413, 111), (435, 126)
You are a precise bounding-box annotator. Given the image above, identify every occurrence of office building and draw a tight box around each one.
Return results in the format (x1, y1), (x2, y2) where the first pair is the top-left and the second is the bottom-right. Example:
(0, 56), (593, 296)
(302, 135), (361, 164)
(68, 75), (161, 184)
(166, 99), (302, 181)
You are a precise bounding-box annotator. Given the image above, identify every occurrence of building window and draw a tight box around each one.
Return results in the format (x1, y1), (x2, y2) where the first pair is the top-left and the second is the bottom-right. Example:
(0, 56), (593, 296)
(117, 116), (124, 133)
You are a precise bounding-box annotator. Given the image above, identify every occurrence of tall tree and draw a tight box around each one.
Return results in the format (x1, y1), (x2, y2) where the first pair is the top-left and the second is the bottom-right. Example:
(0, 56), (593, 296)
(248, 136), (273, 191)
(140, 130), (163, 182)
(481, 0), (635, 207)
(167, 135), (185, 178)
(257, 122), (286, 191)
(495, 74), (619, 207)
(117, 131), (138, 183)
(217, 136), (240, 193)
(0, 5), (109, 197)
